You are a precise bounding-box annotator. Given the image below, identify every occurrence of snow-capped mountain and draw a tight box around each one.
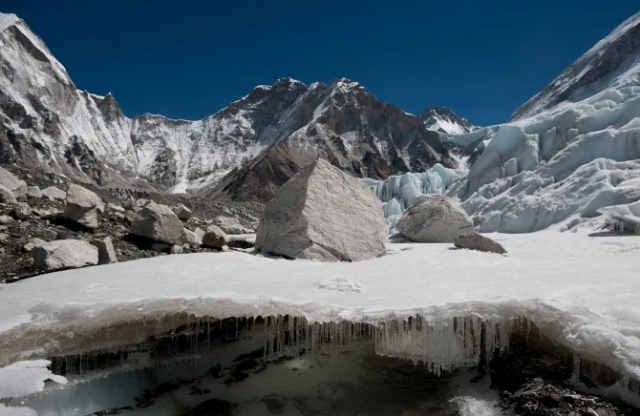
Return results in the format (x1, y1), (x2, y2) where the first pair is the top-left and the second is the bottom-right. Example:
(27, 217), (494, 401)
(418, 105), (478, 135)
(510, 11), (640, 121)
(449, 10), (640, 233)
(0, 12), (455, 200)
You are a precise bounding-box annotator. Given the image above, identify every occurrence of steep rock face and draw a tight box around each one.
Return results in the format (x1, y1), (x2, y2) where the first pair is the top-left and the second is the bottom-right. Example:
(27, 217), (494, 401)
(448, 11), (640, 233)
(0, 14), (135, 182)
(0, 14), (456, 199)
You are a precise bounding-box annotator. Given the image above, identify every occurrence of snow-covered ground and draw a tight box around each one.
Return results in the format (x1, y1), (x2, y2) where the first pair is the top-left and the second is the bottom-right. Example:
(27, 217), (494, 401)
(1, 231), (639, 391)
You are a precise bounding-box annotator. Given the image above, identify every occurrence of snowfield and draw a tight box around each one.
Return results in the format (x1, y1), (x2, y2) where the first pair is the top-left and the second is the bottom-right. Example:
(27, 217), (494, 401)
(0, 231), (639, 391)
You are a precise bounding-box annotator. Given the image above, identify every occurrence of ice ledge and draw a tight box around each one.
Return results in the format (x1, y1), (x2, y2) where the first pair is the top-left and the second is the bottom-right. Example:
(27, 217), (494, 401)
(1, 233), (639, 387)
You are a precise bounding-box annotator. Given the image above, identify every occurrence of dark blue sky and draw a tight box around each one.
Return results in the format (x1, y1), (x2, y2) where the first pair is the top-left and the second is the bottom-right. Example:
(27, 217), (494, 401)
(2, 1), (638, 126)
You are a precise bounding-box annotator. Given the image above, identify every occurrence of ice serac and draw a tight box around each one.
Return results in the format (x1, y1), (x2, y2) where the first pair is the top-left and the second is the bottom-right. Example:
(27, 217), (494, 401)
(0, 14), (456, 198)
(448, 11), (640, 232)
(255, 158), (388, 261)
(362, 163), (467, 230)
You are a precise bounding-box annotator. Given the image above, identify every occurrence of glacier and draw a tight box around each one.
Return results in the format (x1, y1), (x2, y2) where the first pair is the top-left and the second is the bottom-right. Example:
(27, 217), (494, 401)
(1, 231), (640, 413)
(362, 163), (467, 229)
(446, 10), (640, 233)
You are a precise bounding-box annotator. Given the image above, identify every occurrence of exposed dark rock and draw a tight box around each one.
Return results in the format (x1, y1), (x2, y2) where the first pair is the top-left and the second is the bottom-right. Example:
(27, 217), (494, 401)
(453, 232), (507, 254)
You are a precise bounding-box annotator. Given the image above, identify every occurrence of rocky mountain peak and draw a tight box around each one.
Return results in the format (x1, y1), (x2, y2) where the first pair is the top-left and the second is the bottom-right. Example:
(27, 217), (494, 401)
(418, 104), (478, 135)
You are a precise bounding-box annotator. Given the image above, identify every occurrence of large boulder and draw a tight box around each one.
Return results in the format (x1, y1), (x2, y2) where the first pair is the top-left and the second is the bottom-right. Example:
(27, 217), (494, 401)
(255, 158), (388, 262)
(397, 195), (474, 243)
(42, 186), (66, 201)
(453, 232), (507, 254)
(32, 240), (99, 271)
(0, 185), (17, 204)
(202, 225), (229, 249)
(130, 201), (184, 244)
(0, 167), (27, 197)
(63, 185), (105, 229)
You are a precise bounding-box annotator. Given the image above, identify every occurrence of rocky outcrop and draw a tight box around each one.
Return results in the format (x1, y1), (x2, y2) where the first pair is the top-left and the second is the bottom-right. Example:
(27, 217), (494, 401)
(130, 201), (184, 244)
(255, 158), (388, 262)
(32, 239), (99, 271)
(63, 184), (105, 229)
(202, 225), (229, 249)
(453, 232), (506, 254)
(397, 195), (473, 243)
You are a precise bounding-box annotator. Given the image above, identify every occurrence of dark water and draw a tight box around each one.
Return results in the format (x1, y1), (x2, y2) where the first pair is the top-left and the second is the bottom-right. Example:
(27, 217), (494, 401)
(8, 337), (502, 416)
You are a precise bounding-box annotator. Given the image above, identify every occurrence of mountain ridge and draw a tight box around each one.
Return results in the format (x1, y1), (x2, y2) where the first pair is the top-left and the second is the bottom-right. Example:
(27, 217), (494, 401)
(0, 13), (456, 200)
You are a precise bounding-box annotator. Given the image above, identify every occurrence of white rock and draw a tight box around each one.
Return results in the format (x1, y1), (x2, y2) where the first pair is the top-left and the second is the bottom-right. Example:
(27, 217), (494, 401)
(173, 204), (192, 221)
(170, 244), (184, 254)
(90, 237), (118, 264)
(0, 167), (27, 197)
(107, 203), (125, 213)
(32, 240), (99, 271)
(130, 201), (184, 244)
(27, 186), (42, 199)
(22, 238), (45, 252)
(397, 195), (474, 243)
(202, 225), (229, 249)
(0, 185), (17, 204)
(42, 186), (66, 201)
(255, 158), (388, 262)
(63, 185), (105, 229)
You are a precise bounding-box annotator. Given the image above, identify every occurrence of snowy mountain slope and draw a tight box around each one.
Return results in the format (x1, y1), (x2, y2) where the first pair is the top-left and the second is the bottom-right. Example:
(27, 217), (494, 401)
(419, 104), (478, 135)
(206, 78), (458, 202)
(448, 12), (640, 233)
(511, 11), (640, 121)
(0, 12), (137, 185)
(0, 13), (456, 197)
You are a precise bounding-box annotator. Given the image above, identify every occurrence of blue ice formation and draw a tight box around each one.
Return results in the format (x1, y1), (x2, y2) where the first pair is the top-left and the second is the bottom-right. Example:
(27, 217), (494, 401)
(362, 163), (467, 230)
